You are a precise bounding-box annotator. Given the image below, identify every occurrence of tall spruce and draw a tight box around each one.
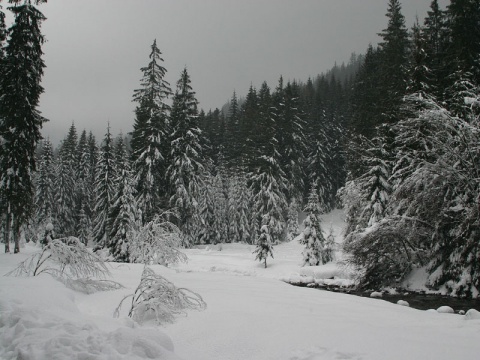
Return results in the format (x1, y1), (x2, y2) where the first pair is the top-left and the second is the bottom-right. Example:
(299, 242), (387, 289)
(249, 96), (288, 245)
(92, 125), (117, 248)
(445, 0), (480, 85)
(0, 0), (47, 253)
(422, 0), (447, 97)
(131, 39), (172, 223)
(377, 0), (410, 123)
(274, 80), (306, 206)
(301, 181), (329, 266)
(108, 136), (138, 261)
(34, 139), (55, 227)
(168, 67), (204, 244)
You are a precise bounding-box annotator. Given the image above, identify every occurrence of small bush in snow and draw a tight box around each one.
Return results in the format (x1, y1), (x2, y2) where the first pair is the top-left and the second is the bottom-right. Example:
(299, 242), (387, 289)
(128, 212), (187, 266)
(6, 237), (122, 293)
(114, 266), (206, 325)
(253, 222), (274, 268)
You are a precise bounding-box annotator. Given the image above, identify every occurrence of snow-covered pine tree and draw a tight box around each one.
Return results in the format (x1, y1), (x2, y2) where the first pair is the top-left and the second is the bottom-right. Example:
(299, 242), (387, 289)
(359, 137), (392, 227)
(0, 3), (5, 64)
(305, 114), (333, 212)
(250, 81), (288, 245)
(92, 125), (117, 249)
(407, 20), (434, 97)
(301, 181), (328, 266)
(445, 0), (480, 86)
(53, 145), (75, 238)
(253, 215), (274, 268)
(53, 124), (79, 237)
(250, 154), (287, 246)
(286, 199), (300, 242)
(34, 139), (55, 229)
(422, 0), (447, 98)
(168, 67), (205, 245)
(86, 131), (98, 221)
(108, 139), (139, 262)
(75, 129), (94, 241)
(131, 39), (172, 223)
(377, 0), (410, 123)
(211, 172), (229, 245)
(195, 173), (216, 245)
(77, 203), (92, 246)
(0, 0), (47, 253)
(228, 171), (254, 244)
(274, 80), (306, 209)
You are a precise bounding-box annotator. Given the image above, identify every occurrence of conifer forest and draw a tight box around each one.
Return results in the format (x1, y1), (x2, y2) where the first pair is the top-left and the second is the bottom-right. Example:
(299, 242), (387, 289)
(1, 0), (480, 298)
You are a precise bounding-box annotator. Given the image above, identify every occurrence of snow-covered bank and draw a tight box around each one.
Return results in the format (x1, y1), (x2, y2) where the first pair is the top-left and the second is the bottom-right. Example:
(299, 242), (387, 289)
(1, 210), (480, 360)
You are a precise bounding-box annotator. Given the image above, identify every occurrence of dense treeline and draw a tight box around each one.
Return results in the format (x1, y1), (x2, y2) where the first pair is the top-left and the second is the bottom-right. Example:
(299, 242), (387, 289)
(342, 0), (480, 297)
(2, 0), (479, 292)
(28, 47), (359, 267)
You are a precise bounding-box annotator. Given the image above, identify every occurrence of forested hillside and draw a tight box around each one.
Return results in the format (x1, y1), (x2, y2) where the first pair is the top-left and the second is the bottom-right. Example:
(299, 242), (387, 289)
(1, 0), (479, 296)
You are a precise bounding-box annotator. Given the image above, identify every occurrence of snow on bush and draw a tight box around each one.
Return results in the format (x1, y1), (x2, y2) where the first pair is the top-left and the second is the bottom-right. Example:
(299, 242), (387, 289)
(6, 237), (122, 294)
(128, 213), (188, 266)
(115, 266), (206, 325)
(465, 309), (480, 320)
(437, 306), (455, 314)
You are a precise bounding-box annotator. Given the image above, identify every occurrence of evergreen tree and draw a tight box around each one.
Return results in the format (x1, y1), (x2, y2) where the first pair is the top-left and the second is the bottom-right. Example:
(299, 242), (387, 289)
(34, 139), (55, 227)
(131, 39), (172, 222)
(422, 0), (447, 97)
(274, 80), (306, 205)
(108, 139), (138, 262)
(195, 173), (216, 244)
(249, 80), (288, 244)
(77, 203), (92, 246)
(92, 125), (117, 248)
(0, 2), (6, 64)
(0, 0), (47, 253)
(86, 131), (98, 220)
(211, 172), (229, 244)
(227, 171), (253, 244)
(53, 124), (79, 237)
(360, 138), (392, 227)
(377, 0), (410, 123)
(250, 154), (287, 244)
(168, 67), (205, 244)
(445, 0), (480, 85)
(301, 182), (329, 266)
(286, 199), (300, 242)
(407, 20), (434, 96)
(349, 45), (383, 140)
(53, 143), (76, 237)
(76, 129), (94, 232)
(253, 215), (274, 268)
(240, 85), (259, 172)
(225, 91), (241, 167)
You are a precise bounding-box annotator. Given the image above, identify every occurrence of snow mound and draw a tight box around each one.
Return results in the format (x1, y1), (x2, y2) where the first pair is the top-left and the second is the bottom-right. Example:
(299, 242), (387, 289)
(289, 346), (364, 360)
(397, 300), (410, 307)
(370, 291), (383, 298)
(465, 309), (480, 320)
(437, 306), (454, 314)
(0, 300), (180, 360)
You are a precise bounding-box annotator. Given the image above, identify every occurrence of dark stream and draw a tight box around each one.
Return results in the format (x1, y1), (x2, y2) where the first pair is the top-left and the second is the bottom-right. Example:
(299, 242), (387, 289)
(291, 283), (480, 313)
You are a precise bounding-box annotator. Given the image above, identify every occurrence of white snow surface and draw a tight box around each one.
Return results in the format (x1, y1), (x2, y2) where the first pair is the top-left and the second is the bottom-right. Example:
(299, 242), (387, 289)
(1, 209), (480, 359)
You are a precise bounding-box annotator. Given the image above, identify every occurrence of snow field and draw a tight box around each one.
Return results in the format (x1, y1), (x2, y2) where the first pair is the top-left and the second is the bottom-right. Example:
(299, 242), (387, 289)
(1, 209), (480, 360)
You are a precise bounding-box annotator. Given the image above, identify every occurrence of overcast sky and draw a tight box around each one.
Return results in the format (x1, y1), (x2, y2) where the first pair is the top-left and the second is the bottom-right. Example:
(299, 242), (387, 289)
(6, 0), (449, 144)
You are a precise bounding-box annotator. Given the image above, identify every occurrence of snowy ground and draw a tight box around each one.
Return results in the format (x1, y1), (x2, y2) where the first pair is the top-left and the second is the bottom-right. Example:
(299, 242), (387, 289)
(1, 210), (480, 359)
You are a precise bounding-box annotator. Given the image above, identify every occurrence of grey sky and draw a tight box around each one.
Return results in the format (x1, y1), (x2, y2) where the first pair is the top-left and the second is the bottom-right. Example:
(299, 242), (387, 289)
(10, 0), (448, 144)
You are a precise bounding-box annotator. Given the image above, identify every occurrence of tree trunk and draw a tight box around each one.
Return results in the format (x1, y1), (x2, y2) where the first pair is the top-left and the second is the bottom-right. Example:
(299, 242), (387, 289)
(4, 213), (11, 253)
(13, 217), (20, 254)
